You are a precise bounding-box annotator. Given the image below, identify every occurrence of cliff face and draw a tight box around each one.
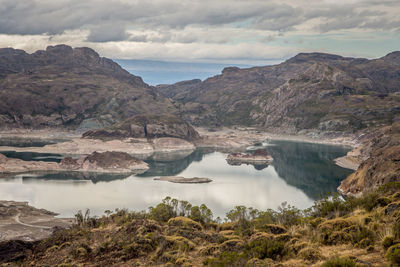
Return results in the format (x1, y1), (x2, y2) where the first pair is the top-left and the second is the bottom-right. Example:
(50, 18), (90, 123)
(0, 45), (177, 129)
(82, 114), (200, 141)
(339, 122), (400, 196)
(157, 52), (400, 133)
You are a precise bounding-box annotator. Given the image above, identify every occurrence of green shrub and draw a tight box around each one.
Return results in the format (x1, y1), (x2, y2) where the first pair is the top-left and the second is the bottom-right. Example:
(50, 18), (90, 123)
(318, 219), (352, 245)
(394, 220), (400, 240)
(321, 256), (357, 267)
(378, 182), (400, 195)
(203, 252), (247, 267)
(149, 203), (175, 222)
(246, 234), (286, 260)
(318, 219), (374, 246)
(386, 244), (400, 265)
(359, 192), (381, 212)
(346, 225), (374, 246)
(382, 236), (395, 250)
(358, 238), (372, 248)
(276, 202), (302, 226)
(298, 247), (323, 263)
(376, 197), (391, 207)
(312, 193), (353, 218)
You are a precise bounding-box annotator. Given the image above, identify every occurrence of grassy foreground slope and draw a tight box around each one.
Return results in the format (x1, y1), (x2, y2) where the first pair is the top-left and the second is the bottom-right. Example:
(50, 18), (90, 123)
(3, 184), (400, 266)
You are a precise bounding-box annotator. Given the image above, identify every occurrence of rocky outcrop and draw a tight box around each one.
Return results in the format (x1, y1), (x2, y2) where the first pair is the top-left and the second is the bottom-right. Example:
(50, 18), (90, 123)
(0, 151), (148, 174)
(226, 149), (273, 165)
(0, 153), (60, 173)
(0, 136), (198, 161)
(339, 122), (400, 196)
(83, 114), (200, 141)
(154, 176), (212, 183)
(60, 151), (149, 173)
(0, 45), (177, 129)
(157, 51), (400, 133)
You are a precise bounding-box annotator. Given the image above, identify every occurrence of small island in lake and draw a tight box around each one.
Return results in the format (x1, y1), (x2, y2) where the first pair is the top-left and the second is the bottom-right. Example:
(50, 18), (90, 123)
(154, 176), (212, 183)
(226, 149), (273, 166)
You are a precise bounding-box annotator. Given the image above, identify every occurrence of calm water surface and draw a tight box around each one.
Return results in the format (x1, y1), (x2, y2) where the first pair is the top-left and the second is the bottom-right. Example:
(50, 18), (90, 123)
(0, 140), (352, 218)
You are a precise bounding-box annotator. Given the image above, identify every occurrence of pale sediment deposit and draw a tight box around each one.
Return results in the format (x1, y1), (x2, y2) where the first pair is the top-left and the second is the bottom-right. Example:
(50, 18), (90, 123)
(0, 200), (73, 241)
(154, 176), (212, 183)
(0, 151), (148, 174)
(226, 149), (273, 166)
(0, 137), (195, 159)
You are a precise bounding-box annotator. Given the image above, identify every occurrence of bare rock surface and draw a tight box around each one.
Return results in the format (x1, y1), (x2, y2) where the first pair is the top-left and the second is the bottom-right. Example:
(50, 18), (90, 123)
(0, 200), (73, 241)
(339, 122), (400, 196)
(0, 138), (154, 158)
(152, 137), (195, 152)
(83, 114), (200, 141)
(226, 149), (273, 165)
(154, 176), (212, 183)
(60, 151), (149, 173)
(0, 153), (60, 173)
(0, 151), (148, 174)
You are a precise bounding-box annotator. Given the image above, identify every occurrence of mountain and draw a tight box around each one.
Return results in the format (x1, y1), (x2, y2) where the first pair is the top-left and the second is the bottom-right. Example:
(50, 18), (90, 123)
(0, 45), (177, 129)
(157, 52), (400, 133)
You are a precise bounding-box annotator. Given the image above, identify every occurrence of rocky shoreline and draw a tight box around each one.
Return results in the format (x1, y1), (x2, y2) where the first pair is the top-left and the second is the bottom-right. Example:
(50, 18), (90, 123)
(226, 149), (273, 165)
(0, 151), (149, 174)
(0, 127), (360, 174)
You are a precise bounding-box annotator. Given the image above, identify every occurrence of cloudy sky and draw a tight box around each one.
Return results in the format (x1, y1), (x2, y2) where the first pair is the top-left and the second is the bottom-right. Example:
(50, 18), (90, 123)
(1, 0), (399, 64)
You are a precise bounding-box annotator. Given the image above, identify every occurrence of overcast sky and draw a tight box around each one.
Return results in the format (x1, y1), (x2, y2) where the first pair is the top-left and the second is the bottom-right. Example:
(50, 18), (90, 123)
(0, 0), (399, 64)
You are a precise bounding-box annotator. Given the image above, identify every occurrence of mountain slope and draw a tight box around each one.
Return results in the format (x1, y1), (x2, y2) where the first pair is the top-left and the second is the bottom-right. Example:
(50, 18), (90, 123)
(0, 45), (177, 129)
(157, 52), (400, 133)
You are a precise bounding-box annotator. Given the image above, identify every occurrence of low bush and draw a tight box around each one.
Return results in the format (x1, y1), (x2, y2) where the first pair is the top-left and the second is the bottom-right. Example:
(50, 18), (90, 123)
(298, 247), (323, 263)
(203, 252), (248, 267)
(246, 234), (286, 260)
(321, 256), (357, 267)
(386, 244), (400, 265)
(382, 236), (395, 250)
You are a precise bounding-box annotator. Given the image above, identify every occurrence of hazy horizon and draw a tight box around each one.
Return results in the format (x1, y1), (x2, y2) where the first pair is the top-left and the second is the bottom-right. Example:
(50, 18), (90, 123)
(115, 59), (255, 85)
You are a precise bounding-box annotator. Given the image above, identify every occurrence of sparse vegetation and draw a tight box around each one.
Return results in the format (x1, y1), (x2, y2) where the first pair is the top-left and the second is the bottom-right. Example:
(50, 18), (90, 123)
(321, 256), (357, 267)
(2, 184), (399, 266)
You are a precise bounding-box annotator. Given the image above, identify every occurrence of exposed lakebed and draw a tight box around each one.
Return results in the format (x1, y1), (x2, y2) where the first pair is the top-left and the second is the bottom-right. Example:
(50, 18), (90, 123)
(0, 140), (352, 218)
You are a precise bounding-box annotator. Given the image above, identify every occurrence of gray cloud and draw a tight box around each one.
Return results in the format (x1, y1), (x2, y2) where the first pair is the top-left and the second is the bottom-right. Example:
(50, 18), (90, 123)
(87, 23), (130, 42)
(0, 0), (399, 39)
(0, 0), (399, 63)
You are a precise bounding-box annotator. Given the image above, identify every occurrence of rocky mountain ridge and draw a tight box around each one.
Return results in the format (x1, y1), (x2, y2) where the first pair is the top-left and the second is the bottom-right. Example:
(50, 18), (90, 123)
(0, 45), (177, 129)
(157, 51), (400, 134)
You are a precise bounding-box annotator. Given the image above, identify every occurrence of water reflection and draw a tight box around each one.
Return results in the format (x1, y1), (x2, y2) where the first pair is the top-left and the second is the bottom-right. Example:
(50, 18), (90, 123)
(0, 138), (66, 147)
(0, 141), (352, 218)
(139, 150), (207, 177)
(266, 141), (353, 199)
(20, 171), (130, 184)
(0, 151), (63, 163)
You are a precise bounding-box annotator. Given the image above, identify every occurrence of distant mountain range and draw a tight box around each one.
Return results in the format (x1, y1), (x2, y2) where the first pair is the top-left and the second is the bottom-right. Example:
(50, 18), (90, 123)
(1, 45), (399, 134)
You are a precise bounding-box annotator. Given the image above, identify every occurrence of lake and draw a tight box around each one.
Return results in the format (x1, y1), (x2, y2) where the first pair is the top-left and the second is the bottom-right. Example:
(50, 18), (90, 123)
(0, 140), (353, 218)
